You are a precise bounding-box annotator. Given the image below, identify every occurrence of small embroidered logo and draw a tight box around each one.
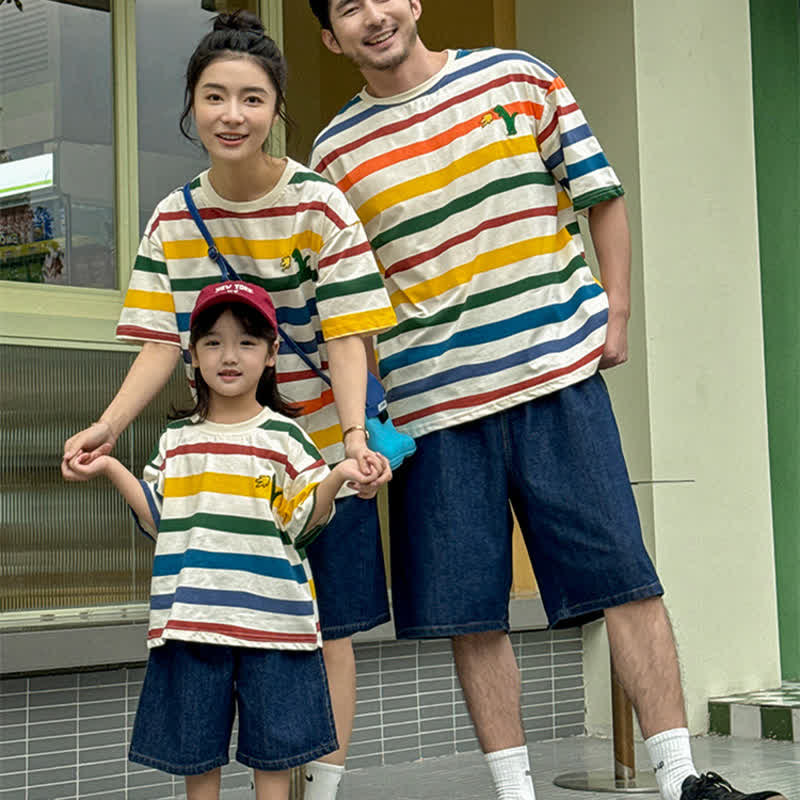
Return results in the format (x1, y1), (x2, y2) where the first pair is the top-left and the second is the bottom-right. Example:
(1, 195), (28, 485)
(654, 761), (665, 773)
(280, 255), (292, 271)
(493, 104), (519, 135)
(255, 475), (270, 489)
(480, 112), (495, 128)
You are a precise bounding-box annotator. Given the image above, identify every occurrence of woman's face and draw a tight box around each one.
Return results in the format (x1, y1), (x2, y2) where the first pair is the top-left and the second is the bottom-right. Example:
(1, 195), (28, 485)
(192, 55), (278, 167)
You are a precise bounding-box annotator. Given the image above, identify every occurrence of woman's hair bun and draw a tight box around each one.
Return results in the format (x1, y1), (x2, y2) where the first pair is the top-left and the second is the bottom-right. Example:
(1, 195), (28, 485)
(213, 9), (265, 36)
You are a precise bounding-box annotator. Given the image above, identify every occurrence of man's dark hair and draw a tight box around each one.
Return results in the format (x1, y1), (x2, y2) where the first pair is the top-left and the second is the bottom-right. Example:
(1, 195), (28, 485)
(308, 0), (332, 31)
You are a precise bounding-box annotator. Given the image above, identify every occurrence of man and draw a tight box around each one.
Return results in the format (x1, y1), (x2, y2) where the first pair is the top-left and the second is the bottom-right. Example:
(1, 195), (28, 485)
(305, 3), (788, 800)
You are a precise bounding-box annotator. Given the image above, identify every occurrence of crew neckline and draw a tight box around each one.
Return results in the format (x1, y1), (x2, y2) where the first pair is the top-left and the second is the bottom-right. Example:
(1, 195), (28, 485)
(199, 157), (296, 212)
(196, 406), (274, 434)
(357, 50), (456, 106)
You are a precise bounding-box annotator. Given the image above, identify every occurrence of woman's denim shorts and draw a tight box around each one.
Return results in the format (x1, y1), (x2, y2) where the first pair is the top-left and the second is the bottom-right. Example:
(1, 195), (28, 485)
(388, 373), (663, 637)
(129, 641), (337, 775)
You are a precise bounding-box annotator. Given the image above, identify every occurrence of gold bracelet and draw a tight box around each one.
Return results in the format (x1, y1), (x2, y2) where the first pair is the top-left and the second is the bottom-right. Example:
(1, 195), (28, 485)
(342, 424), (369, 442)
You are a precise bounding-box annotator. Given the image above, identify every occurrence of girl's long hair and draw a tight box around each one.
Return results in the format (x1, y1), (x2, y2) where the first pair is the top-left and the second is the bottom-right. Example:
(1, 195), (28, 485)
(170, 302), (299, 421)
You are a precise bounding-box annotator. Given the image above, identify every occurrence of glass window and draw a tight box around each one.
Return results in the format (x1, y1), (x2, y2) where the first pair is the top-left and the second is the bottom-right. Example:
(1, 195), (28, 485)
(135, 0), (258, 236)
(0, 0), (116, 288)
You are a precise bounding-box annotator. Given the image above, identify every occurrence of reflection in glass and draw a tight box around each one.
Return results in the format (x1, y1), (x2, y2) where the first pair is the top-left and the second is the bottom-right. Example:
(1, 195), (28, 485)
(0, 0), (116, 288)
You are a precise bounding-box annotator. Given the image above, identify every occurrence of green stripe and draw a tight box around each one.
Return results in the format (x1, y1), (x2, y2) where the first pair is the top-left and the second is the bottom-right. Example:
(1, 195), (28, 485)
(371, 171), (555, 250)
(159, 511), (288, 542)
(167, 417), (199, 430)
(289, 171), (331, 185)
(378, 254), (587, 343)
(0, 178), (53, 196)
(572, 185), (624, 212)
(188, 176), (202, 190)
(170, 273), (309, 295)
(316, 273), (385, 303)
(134, 255), (168, 275)
(258, 419), (322, 460)
(169, 276), (218, 293)
(566, 221), (580, 237)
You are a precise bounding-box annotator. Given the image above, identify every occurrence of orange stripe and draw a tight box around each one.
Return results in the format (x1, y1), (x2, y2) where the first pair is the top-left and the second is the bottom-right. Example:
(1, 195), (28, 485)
(297, 388), (335, 416)
(547, 76), (566, 94)
(338, 100), (541, 194)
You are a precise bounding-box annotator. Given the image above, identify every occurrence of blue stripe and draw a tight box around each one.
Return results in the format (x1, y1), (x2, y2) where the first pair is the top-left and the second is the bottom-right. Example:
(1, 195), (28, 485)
(152, 549), (308, 583)
(386, 310), (607, 402)
(177, 297), (318, 335)
(139, 480), (161, 529)
(381, 283), (604, 375)
(567, 152), (610, 182)
(150, 586), (314, 617)
(560, 123), (593, 148)
(314, 50), (557, 148)
(544, 149), (565, 173)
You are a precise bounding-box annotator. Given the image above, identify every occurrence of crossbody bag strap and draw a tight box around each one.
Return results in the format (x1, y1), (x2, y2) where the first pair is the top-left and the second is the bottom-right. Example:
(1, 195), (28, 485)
(181, 182), (332, 388)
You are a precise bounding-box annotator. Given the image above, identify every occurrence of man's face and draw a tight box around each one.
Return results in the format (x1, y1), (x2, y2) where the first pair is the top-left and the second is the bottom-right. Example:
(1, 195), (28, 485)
(322, 0), (422, 73)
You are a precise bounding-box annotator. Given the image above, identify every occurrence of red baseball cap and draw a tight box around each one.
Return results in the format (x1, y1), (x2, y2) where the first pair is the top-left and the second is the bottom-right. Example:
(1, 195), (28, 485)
(190, 281), (278, 333)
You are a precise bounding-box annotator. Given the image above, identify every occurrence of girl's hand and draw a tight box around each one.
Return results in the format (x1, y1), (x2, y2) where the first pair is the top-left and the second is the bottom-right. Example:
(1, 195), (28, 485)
(62, 422), (115, 481)
(343, 432), (392, 488)
(335, 457), (391, 499)
(66, 452), (113, 482)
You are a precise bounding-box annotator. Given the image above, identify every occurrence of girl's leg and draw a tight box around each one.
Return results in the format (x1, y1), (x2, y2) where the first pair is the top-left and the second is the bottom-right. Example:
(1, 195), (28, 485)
(185, 768), (221, 800)
(253, 768), (290, 800)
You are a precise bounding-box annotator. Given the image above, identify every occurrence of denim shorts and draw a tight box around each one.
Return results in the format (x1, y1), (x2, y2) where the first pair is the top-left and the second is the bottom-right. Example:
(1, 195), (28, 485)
(128, 641), (338, 775)
(388, 374), (663, 637)
(306, 494), (390, 639)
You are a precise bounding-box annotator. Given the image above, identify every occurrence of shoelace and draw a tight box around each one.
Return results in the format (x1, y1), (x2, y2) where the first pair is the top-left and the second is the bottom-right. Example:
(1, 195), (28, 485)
(693, 773), (737, 797)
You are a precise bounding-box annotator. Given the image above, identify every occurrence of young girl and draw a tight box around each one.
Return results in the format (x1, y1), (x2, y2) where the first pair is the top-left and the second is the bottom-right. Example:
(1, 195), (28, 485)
(68, 281), (375, 800)
(63, 12), (395, 797)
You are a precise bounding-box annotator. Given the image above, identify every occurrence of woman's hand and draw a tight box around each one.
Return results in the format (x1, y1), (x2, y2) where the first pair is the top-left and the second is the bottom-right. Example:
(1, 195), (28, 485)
(65, 452), (113, 481)
(343, 430), (392, 491)
(62, 422), (115, 481)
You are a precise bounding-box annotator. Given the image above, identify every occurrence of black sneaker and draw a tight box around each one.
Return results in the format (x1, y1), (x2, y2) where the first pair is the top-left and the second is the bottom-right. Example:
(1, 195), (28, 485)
(681, 772), (787, 800)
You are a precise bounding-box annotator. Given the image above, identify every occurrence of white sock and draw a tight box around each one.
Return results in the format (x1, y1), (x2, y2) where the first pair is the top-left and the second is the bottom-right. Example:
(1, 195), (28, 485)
(645, 728), (697, 800)
(485, 746), (536, 800)
(303, 761), (345, 800)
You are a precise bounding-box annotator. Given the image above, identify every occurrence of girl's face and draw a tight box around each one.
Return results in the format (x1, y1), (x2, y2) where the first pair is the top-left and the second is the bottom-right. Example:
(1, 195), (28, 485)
(191, 309), (276, 414)
(192, 56), (278, 167)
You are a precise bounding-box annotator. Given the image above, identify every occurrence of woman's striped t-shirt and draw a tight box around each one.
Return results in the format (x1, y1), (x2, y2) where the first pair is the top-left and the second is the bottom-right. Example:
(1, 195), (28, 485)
(117, 158), (397, 463)
(138, 407), (331, 650)
(310, 48), (623, 439)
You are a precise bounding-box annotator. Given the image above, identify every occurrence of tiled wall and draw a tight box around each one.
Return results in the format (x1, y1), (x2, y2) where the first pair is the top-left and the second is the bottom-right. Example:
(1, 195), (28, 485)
(0, 628), (583, 799)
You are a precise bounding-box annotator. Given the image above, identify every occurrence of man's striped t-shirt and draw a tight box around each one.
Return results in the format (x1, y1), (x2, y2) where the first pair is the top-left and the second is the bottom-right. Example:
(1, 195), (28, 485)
(117, 158), (396, 463)
(138, 407), (332, 650)
(310, 48), (623, 439)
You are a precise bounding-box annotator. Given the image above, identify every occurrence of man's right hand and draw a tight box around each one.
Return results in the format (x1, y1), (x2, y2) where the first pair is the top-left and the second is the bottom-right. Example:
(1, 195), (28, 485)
(62, 421), (115, 481)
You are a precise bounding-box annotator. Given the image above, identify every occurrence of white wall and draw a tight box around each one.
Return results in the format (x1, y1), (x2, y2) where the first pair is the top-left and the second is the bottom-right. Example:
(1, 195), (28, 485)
(516, 0), (780, 735)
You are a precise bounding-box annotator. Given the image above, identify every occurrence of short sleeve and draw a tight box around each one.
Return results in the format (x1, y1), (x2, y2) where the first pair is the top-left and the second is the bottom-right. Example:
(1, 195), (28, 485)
(116, 208), (182, 347)
(313, 190), (396, 342)
(535, 76), (624, 212)
(135, 432), (167, 540)
(271, 428), (334, 548)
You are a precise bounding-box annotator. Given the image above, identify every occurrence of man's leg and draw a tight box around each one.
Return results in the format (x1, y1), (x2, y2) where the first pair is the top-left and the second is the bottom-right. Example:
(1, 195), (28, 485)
(452, 631), (536, 800)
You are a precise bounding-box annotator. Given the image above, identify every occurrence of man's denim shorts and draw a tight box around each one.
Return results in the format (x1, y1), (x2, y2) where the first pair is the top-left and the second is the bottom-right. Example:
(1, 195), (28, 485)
(306, 494), (390, 639)
(128, 641), (337, 775)
(388, 373), (663, 637)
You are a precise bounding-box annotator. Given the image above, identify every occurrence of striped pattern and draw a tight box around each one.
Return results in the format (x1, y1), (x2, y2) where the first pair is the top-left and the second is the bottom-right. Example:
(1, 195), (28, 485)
(138, 407), (332, 650)
(310, 48), (623, 438)
(117, 159), (396, 463)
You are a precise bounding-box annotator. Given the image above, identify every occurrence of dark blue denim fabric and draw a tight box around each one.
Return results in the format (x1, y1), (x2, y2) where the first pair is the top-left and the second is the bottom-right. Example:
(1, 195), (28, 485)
(129, 641), (337, 774)
(388, 374), (662, 637)
(306, 494), (390, 639)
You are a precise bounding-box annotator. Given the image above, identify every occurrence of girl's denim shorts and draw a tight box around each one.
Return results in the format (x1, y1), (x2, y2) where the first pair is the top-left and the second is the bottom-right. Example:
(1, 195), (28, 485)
(388, 373), (663, 637)
(129, 641), (337, 775)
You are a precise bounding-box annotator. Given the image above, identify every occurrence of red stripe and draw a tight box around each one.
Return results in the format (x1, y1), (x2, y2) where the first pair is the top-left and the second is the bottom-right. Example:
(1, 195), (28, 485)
(156, 201), (348, 231)
(116, 325), (181, 345)
(165, 442), (298, 478)
(385, 206), (558, 278)
(537, 102), (580, 149)
(314, 73), (548, 175)
(149, 620), (318, 644)
(394, 347), (603, 426)
(318, 240), (373, 270)
(277, 362), (329, 383)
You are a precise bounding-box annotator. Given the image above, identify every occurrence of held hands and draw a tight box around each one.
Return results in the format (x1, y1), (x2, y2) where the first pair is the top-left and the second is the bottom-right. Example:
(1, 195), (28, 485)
(64, 452), (114, 481)
(62, 421), (115, 481)
(343, 429), (392, 496)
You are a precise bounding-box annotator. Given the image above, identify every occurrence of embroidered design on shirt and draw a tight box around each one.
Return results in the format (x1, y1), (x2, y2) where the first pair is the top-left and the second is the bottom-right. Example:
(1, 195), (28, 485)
(480, 106), (520, 136)
(281, 248), (317, 281)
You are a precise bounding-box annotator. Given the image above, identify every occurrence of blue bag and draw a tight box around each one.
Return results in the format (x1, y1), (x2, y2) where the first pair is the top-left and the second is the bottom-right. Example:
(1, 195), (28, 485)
(182, 183), (415, 470)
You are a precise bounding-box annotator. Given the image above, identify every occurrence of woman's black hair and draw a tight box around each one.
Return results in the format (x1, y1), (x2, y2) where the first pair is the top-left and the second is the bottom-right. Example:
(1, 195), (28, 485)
(170, 302), (299, 421)
(179, 10), (290, 145)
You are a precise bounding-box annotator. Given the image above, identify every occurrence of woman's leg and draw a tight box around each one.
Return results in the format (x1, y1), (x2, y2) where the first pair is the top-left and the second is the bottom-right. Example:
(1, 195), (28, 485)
(254, 768), (290, 800)
(185, 768), (221, 800)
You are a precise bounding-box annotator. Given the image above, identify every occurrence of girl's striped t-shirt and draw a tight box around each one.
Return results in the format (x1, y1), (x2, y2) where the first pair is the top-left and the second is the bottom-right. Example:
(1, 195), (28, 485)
(117, 158), (397, 464)
(138, 407), (332, 650)
(310, 48), (623, 439)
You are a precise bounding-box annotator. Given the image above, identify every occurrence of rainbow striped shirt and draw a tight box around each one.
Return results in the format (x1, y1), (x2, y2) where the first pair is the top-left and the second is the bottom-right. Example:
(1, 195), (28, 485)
(138, 407), (331, 650)
(310, 48), (623, 438)
(117, 159), (397, 463)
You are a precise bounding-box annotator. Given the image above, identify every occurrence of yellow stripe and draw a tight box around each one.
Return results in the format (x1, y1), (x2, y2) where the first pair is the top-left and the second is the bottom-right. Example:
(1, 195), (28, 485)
(124, 289), (176, 313)
(164, 472), (254, 498)
(389, 228), (572, 308)
(309, 423), (342, 453)
(163, 231), (324, 261)
(272, 483), (317, 526)
(357, 136), (539, 225)
(557, 189), (572, 211)
(320, 307), (397, 341)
